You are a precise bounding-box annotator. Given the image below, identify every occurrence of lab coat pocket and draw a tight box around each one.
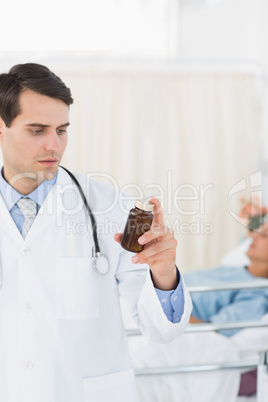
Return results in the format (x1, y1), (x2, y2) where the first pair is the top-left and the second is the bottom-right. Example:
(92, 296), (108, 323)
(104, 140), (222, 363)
(56, 257), (100, 320)
(83, 369), (139, 402)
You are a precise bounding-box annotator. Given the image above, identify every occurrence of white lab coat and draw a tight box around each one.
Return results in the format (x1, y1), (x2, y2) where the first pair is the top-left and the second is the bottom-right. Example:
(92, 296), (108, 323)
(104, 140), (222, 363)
(0, 167), (192, 402)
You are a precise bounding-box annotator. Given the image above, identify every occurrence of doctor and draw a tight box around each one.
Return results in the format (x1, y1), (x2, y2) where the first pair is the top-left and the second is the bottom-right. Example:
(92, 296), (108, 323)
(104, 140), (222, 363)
(0, 63), (192, 402)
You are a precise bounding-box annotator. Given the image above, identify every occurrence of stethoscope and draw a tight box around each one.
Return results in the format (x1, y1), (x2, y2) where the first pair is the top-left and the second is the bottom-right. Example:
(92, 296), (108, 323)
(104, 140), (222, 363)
(60, 166), (110, 275)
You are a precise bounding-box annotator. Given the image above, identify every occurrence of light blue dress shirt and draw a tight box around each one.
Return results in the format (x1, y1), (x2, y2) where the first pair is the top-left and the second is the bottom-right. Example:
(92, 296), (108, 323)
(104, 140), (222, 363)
(0, 168), (184, 323)
(0, 168), (57, 234)
(154, 271), (185, 323)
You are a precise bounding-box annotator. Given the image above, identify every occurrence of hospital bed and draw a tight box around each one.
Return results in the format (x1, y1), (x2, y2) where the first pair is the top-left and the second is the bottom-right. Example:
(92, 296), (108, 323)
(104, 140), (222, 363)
(122, 280), (268, 402)
(121, 239), (268, 402)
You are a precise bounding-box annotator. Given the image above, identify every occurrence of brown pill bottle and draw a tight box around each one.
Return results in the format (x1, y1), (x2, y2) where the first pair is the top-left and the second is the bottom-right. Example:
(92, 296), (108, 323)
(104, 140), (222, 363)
(120, 200), (154, 253)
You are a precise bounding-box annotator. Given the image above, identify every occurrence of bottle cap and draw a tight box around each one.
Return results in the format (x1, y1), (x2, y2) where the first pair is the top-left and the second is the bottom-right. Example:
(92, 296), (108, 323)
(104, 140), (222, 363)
(135, 199), (154, 212)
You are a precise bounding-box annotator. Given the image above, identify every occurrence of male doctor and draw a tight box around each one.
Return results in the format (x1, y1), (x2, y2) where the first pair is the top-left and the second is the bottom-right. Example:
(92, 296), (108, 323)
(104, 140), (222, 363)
(0, 63), (192, 402)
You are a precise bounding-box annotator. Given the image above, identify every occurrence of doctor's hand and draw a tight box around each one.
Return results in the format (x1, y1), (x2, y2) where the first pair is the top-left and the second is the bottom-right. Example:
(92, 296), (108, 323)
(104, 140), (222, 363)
(114, 196), (178, 291)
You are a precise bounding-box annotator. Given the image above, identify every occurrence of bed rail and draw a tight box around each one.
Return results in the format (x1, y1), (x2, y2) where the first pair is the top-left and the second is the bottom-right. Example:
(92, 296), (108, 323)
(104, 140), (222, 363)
(187, 279), (268, 293)
(126, 319), (268, 336)
(134, 353), (268, 402)
(134, 360), (258, 376)
(127, 279), (268, 401)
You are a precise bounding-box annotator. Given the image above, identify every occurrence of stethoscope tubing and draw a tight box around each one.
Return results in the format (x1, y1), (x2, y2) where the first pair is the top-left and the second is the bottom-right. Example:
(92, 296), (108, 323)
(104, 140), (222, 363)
(60, 166), (100, 254)
(60, 166), (110, 275)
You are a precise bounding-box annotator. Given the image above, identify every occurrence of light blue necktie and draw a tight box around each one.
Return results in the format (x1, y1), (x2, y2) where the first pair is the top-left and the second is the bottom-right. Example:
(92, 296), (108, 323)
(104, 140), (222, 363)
(16, 197), (37, 238)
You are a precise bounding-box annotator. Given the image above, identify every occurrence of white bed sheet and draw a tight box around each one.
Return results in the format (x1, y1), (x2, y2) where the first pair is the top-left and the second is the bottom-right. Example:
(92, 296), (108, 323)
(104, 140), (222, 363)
(231, 313), (268, 360)
(122, 300), (268, 402)
(121, 300), (243, 402)
(128, 331), (241, 402)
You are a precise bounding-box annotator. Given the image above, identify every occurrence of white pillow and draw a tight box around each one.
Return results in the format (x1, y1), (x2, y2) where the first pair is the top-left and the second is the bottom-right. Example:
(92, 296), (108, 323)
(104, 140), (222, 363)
(220, 238), (252, 267)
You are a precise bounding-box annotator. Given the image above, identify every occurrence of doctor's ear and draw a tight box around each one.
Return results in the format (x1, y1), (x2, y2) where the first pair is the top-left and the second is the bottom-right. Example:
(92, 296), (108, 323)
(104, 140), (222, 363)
(0, 117), (6, 138)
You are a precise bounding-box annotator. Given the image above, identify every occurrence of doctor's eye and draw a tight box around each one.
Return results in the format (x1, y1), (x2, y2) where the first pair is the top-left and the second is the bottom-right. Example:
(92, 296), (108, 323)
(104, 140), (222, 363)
(32, 129), (44, 135)
(57, 129), (68, 135)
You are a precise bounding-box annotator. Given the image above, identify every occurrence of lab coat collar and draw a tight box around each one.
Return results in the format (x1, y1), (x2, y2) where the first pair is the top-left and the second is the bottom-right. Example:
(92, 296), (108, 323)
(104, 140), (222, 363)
(0, 167), (78, 247)
(23, 167), (76, 244)
(0, 167), (57, 211)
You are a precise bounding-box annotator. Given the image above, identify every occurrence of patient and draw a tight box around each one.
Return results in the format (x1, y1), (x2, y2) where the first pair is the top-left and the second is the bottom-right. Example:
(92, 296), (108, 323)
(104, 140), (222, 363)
(183, 217), (268, 335)
(183, 215), (268, 397)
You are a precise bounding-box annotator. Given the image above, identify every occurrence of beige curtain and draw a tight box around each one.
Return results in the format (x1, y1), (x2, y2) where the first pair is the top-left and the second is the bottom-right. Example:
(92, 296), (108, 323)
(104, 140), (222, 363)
(58, 66), (262, 271)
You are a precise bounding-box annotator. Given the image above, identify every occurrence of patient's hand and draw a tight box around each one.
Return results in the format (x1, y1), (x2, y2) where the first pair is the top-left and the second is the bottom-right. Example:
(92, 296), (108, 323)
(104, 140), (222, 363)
(189, 315), (204, 324)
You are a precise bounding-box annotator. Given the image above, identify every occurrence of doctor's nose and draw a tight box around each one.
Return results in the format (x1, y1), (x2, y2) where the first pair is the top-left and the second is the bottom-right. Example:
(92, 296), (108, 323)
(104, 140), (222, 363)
(44, 131), (62, 152)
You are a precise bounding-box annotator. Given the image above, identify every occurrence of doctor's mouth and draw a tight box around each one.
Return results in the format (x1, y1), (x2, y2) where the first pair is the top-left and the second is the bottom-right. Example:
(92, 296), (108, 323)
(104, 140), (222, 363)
(38, 159), (59, 167)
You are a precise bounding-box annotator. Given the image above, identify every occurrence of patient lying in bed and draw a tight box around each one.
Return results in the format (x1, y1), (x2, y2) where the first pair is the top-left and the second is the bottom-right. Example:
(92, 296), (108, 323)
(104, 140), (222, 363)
(183, 219), (268, 335)
(182, 217), (268, 396)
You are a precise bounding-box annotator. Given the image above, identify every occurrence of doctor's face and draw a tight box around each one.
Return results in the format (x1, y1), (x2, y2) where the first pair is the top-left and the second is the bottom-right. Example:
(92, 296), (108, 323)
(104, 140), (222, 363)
(0, 89), (69, 194)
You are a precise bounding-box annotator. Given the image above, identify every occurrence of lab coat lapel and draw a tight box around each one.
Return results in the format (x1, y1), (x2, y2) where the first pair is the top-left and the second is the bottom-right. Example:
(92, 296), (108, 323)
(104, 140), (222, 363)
(0, 193), (24, 245)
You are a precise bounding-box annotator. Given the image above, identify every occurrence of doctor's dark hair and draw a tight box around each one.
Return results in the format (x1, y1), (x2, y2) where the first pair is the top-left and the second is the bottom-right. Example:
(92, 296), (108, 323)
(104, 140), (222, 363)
(0, 63), (74, 127)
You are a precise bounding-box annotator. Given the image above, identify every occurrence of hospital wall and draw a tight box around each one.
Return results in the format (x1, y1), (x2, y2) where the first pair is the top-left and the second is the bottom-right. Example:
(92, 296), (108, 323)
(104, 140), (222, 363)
(0, 0), (267, 271)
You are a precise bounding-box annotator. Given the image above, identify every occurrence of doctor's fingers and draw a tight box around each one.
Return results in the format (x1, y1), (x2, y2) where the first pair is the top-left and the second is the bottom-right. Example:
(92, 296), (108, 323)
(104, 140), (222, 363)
(138, 224), (174, 246)
(136, 247), (177, 267)
(150, 196), (164, 225)
(133, 237), (177, 265)
(114, 233), (122, 244)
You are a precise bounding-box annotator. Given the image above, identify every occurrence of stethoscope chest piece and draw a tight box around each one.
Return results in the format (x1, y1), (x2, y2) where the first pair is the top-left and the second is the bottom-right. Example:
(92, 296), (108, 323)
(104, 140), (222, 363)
(93, 254), (110, 275)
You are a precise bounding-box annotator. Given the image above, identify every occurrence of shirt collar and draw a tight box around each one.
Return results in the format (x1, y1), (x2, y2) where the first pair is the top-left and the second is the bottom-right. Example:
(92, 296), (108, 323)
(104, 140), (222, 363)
(0, 167), (58, 211)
